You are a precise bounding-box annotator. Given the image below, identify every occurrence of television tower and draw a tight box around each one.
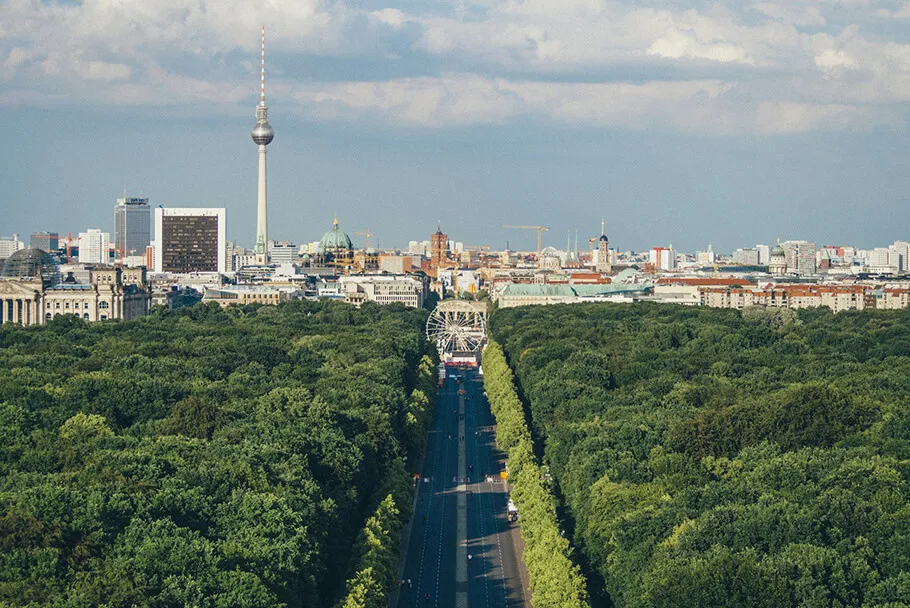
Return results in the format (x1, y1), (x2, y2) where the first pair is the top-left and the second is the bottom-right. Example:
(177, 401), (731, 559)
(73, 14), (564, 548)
(251, 25), (274, 264)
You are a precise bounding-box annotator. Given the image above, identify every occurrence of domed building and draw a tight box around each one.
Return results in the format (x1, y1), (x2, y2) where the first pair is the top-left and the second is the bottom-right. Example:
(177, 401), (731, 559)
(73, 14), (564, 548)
(315, 217), (354, 267)
(0, 250), (150, 326)
(538, 246), (561, 271)
(769, 242), (787, 275)
(1, 248), (60, 288)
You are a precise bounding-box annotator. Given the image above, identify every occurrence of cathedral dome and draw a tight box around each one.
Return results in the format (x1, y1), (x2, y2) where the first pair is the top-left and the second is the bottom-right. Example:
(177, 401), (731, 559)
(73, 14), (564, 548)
(1, 248), (59, 287)
(770, 244), (785, 258)
(319, 218), (353, 252)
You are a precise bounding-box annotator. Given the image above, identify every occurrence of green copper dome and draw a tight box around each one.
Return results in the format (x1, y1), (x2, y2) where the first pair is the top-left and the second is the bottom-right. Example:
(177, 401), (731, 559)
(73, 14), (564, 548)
(319, 217), (353, 252)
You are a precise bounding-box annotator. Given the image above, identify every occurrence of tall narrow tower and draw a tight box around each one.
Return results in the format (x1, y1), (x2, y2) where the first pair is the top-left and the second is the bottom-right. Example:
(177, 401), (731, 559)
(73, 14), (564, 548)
(596, 219), (611, 274)
(251, 25), (275, 264)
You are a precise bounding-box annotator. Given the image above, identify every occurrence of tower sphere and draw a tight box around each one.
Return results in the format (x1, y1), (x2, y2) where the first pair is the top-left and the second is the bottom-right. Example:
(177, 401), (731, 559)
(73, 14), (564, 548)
(251, 121), (274, 145)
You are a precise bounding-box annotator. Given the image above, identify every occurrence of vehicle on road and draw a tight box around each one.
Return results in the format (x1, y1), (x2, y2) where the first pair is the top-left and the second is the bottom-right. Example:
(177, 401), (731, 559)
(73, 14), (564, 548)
(507, 499), (518, 522)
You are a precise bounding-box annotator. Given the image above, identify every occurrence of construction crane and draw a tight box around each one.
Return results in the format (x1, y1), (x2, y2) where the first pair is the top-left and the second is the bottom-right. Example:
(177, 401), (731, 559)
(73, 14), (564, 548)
(503, 225), (550, 256)
(353, 230), (375, 250)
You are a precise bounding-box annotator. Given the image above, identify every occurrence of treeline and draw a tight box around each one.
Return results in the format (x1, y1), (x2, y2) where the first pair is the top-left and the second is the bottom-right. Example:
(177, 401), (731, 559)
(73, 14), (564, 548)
(483, 341), (589, 608)
(490, 303), (910, 607)
(0, 300), (434, 607)
(337, 353), (438, 608)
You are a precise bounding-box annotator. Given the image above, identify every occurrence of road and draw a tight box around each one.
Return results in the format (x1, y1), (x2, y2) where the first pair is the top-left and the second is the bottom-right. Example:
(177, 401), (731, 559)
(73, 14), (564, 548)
(397, 367), (526, 608)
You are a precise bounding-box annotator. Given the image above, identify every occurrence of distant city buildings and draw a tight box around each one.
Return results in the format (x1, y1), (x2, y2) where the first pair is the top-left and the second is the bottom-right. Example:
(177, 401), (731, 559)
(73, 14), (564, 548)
(340, 275), (426, 308)
(0, 234), (25, 259)
(30, 232), (59, 253)
(732, 247), (760, 266)
(78, 229), (110, 264)
(0, 248), (150, 325)
(650, 246), (677, 271)
(114, 195), (151, 259)
(153, 208), (226, 273)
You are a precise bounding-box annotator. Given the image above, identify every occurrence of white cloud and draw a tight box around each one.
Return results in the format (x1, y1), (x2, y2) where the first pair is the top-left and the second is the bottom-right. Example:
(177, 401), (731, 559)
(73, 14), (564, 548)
(371, 8), (408, 28)
(814, 48), (857, 76)
(75, 60), (132, 82)
(647, 26), (752, 64)
(0, 0), (909, 134)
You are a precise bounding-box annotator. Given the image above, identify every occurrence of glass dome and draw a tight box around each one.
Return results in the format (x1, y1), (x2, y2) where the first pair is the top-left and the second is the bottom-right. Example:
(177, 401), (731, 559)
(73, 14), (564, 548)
(1, 248), (60, 287)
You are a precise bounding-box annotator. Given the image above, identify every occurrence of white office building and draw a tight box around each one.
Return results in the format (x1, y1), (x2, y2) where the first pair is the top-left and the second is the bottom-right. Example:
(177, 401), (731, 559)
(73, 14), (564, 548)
(0, 234), (25, 259)
(339, 275), (425, 308)
(78, 229), (111, 264)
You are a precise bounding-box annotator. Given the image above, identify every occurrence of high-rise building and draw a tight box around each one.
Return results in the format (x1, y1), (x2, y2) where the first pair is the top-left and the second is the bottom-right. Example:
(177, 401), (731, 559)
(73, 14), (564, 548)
(30, 232), (59, 252)
(867, 247), (895, 273)
(0, 234), (25, 259)
(114, 195), (151, 258)
(251, 26), (275, 264)
(153, 208), (226, 273)
(650, 246), (676, 271)
(781, 241), (817, 276)
(78, 229), (111, 264)
(889, 241), (909, 273)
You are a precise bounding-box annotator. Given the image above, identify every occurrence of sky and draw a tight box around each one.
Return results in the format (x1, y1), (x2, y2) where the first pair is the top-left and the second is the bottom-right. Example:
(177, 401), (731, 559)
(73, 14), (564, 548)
(0, 0), (909, 253)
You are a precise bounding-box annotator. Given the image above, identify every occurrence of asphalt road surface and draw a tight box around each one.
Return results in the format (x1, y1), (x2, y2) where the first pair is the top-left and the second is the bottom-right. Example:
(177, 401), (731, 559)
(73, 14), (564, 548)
(397, 367), (526, 608)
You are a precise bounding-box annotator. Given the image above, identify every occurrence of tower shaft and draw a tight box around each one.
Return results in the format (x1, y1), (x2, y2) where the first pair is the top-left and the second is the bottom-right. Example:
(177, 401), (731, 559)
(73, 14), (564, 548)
(256, 145), (268, 261)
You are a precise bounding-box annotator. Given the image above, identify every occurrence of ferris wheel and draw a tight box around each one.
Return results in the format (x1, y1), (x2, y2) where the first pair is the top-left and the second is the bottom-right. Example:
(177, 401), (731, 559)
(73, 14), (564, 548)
(426, 300), (487, 354)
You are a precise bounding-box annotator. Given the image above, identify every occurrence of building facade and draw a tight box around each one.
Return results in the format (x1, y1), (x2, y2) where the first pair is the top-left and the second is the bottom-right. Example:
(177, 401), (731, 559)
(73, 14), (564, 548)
(153, 208), (227, 273)
(0, 235), (25, 259)
(78, 229), (111, 264)
(596, 221), (611, 274)
(431, 226), (448, 267)
(0, 265), (150, 325)
(114, 195), (151, 258)
(30, 232), (59, 252)
(340, 275), (426, 308)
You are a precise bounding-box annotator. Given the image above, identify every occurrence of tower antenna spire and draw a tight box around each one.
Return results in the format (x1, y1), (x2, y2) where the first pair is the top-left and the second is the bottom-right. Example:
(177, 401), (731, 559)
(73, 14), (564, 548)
(260, 25), (266, 105)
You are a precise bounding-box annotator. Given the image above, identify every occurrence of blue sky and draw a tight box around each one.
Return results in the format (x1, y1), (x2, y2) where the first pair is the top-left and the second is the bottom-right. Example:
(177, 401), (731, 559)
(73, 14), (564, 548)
(0, 0), (909, 252)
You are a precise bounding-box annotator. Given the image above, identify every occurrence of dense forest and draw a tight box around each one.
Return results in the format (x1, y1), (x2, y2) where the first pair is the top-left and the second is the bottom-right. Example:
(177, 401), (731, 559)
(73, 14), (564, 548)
(490, 304), (910, 608)
(0, 301), (436, 607)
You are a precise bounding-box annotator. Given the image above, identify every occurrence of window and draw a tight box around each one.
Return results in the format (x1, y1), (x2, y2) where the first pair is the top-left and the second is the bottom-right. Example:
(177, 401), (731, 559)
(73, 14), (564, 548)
(100, 314), (107, 320)
(65, 302), (70, 309)
(100, 302), (110, 309)
(83, 313), (89, 320)
(55, 302), (60, 309)
(45, 313), (51, 320)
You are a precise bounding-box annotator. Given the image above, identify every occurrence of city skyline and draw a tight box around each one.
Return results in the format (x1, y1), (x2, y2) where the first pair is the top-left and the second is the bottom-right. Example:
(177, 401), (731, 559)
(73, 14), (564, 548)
(2, 0), (909, 252)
